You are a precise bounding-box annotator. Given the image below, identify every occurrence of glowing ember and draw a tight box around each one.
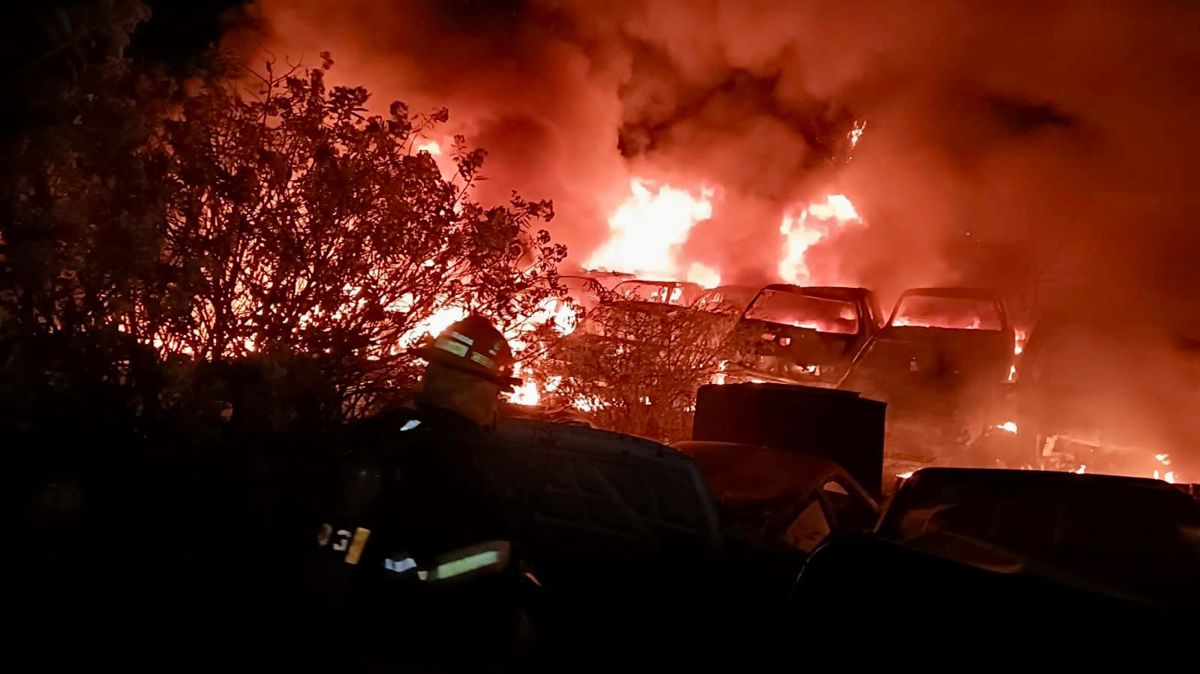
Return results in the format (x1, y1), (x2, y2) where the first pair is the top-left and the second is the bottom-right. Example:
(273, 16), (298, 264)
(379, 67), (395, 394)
(1007, 363), (1018, 382)
(778, 194), (862, 285)
(586, 179), (714, 282)
(996, 421), (1018, 434)
(1155, 452), (1171, 465)
(848, 120), (866, 150)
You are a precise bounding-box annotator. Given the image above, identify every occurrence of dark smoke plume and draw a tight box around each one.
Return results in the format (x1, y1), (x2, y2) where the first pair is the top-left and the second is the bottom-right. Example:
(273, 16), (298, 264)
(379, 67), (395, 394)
(233, 0), (1200, 319)
(228, 0), (1200, 467)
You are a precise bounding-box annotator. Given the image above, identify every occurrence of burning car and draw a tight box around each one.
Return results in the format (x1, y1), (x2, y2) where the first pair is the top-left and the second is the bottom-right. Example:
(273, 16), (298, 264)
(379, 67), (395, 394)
(1014, 311), (1200, 477)
(721, 285), (883, 386)
(556, 276), (605, 313)
(691, 285), (758, 317)
(570, 279), (704, 342)
(612, 279), (703, 306)
(840, 287), (1015, 456)
(541, 279), (728, 440)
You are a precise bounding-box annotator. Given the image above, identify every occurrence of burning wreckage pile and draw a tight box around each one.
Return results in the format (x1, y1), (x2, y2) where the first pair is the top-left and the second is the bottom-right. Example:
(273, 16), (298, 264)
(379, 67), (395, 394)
(57, 63), (1186, 488)
(481, 177), (1192, 487)
(8, 3), (1200, 653)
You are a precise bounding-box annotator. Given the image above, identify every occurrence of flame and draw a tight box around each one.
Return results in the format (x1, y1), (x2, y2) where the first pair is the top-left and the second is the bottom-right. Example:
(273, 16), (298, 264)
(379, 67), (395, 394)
(896, 470), (915, 480)
(506, 380), (541, 406)
(1074, 464), (1087, 474)
(894, 315), (986, 330)
(586, 179), (714, 283)
(686, 262), (721, 288)
(848, 121), (866, 151)
(778, 194), (862, 285)
(520, 296), (578, 337)
(588, 181), (862, 291)
(1151, 453), (1179, 482)
(1007, 329), (1027, 382)
(415, 139), (442, 156)
(572, 394), (602, 413)
(996, 421), (1018, 434)
(1152, 467), (1180, 482)
(406, 305), (470, 344)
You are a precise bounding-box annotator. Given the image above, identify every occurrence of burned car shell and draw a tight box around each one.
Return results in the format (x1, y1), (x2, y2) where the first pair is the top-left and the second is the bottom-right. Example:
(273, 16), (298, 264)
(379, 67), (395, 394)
(672, 441), (880, 632)
(612, 279), (704, 307)
(723, 285), (883, 386)
(672, 441), (879, 551)
(839, 287), (1014, 453)
(692, 285), (758, 317)
(576, 279), (701, 335)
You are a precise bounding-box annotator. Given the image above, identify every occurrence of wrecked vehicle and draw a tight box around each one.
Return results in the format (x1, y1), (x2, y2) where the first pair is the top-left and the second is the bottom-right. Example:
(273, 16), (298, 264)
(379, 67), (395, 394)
(557, 275), (612, 313)
(792, 468), (1200, 631)
(692, 383), (886, 496)
(672, 441), (878, 554)
(1014, 311), (1200, 476)
(679, 284), (761, 348)
(691, 284), (758, 317)
(484, 414), (720, 666)
(721, 285), (883, 386)
(613, 279), (703, 306)
(672, 441), (879, 637)
(840, 287), (1015, 457)
(569, 279), (704, 341)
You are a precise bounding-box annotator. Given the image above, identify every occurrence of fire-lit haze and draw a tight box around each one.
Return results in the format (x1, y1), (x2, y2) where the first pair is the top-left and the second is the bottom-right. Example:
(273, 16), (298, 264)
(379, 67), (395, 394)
(227, 0), (1200, 474)
(233, 1), (1200, 306)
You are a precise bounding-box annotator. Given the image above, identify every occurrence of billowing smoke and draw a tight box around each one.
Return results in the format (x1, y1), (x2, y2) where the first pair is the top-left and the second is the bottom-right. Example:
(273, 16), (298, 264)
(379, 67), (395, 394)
(233, 0), (1200, 318)
(228, 0), (631, 268)
(228, 0), (1200, 465)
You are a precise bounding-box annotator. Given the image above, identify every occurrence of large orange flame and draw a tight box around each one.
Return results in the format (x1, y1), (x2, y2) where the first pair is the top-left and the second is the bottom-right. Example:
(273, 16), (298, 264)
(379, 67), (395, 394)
(586, 179), (717, 286)
(778, 194), (862, 285)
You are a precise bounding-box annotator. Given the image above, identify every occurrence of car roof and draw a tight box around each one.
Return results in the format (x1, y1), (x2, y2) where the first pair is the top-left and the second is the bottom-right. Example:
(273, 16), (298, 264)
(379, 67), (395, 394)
(897, 287), (1002, 301)
(616, 279), (702, 289)
(672, 441), (868, 504)
(903, 466), (1173, 491)
(757, 284), (873, 302)
(704, 284), (757, 294)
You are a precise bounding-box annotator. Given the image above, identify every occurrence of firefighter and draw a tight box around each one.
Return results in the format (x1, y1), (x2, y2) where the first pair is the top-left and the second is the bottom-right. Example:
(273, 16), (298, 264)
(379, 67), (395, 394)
(304, 315), (528, 667)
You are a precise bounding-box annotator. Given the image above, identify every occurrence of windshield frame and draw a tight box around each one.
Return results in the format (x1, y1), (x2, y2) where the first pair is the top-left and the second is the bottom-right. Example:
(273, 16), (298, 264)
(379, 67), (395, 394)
(741, 288), (862, 335)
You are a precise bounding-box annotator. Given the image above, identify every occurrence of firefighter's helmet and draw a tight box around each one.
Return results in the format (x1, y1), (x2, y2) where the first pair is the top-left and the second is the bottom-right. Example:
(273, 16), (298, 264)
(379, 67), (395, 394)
(412, 315), (519, 388)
